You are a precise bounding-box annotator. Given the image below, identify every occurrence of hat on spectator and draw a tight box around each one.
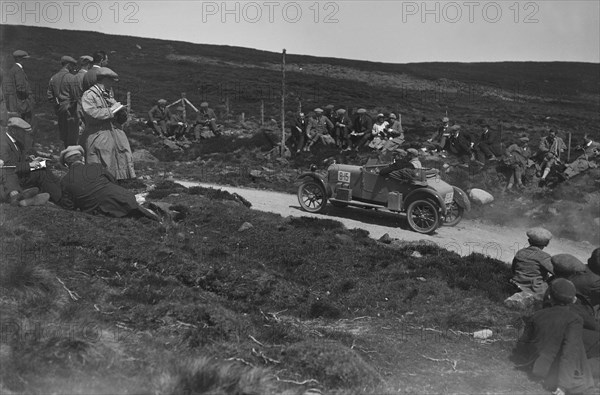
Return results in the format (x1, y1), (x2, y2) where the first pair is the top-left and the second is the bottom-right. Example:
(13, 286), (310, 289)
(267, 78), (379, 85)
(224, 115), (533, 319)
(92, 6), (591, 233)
(96, 67), (119, 81)
(176, 106), (185, 112)
(336, 109), (346, 114)
(7, 117), (32, 132)
(79, 55), (93, 64)
(526, 227), (552, 246)
(13, 50), (30, 59)
(377, 113), (384, 118)
(519, 136), (530, 143)
(442, 117), (450, 123)
(157, 99), (167, 105)
(389, 113), (397, 119)
(200, 102), (209, 108)
(588, 248), (600, 275)
(549, 278), (576, 305)
(451, 124), (461, 131)
(407, 148), (419, 156)
(357, 108), (367, 114)
(60, 145), (85, 167)
(325, 104), (334, 109)
(314, 108), (323, 113)
(61, 55), (77, 65)
(551, 254), (587, 275)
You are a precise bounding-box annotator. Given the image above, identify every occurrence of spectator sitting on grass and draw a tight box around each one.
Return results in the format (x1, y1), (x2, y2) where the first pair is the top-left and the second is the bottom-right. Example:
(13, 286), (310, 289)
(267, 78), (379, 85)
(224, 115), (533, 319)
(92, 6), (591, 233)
(60, 145), (158, 221)
(147, 99), (172, 138)
(514, 278), (596, 395)
(510, 227), (554, 300)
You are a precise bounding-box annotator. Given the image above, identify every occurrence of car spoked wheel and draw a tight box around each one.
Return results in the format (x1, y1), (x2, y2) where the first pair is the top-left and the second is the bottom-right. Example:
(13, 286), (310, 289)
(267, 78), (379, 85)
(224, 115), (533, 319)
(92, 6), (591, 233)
(298, 181), (327, 213)
(406, 199), (439, 234)
(443, 200), (464, 227)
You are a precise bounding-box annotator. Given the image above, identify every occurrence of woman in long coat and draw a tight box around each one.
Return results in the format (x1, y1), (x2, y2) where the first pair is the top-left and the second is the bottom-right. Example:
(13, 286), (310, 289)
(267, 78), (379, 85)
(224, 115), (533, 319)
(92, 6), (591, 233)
(81, 67), (135, 180)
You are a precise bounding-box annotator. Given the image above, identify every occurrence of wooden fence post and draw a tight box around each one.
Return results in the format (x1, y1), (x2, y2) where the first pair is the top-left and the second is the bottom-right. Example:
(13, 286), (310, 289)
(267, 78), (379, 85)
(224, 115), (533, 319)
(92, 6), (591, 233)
(181, 93), (187, 123)
(126, 92), (131, 121)
(261, 100), (264, 125)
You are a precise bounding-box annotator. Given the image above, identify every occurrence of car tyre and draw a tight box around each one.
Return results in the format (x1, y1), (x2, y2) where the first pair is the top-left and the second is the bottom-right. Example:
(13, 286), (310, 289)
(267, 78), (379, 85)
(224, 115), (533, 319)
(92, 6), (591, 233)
(406, 199), (439, 234)
(443, 200), (464, 227)
(298, 180), (327, 213)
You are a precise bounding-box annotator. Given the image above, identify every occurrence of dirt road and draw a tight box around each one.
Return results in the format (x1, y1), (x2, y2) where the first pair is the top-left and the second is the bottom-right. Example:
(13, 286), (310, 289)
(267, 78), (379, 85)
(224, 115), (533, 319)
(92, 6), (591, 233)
(176, 180), (595, 264)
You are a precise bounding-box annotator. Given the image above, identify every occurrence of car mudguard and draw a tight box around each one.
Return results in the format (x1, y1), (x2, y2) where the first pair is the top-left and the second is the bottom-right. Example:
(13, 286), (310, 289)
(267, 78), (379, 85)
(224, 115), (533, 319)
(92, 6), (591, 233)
(452, 186), (471, 211)
(297, 172), (332, 197)
(404, 189), (447, 215)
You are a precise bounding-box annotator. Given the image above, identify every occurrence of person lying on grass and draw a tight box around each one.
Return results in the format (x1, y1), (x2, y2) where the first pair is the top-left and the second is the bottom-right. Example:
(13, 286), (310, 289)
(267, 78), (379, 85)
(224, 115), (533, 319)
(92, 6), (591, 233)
(59, 145), (158, 221)
(514, 278), (597, 395)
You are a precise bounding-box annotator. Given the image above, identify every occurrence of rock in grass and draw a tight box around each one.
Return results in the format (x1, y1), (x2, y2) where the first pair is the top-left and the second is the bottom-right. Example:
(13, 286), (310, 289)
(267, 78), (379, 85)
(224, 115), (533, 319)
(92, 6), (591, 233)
(379, 233), (392, 244)
(238, 222), (253, 232)
(469, 188), (494, 205)
(504, 291), (535, 309)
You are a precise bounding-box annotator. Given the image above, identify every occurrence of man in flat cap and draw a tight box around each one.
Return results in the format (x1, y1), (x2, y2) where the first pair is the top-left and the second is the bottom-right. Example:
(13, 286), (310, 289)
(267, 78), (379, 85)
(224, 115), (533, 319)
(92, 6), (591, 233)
(538, 129), (566, 185)
(445, 125), (472, 163)
(351, 108), (373, 151)
(147, 99), (173, 138)
(81, 67), (136, 180)
(510, 227), (554, 299)
(504, 136), (532, 191)
(331, 108), (352, 150)
(60, 145), (157, 221)
(47, 56), (79, 147)
(289, 111), (307, 154)
(549, 254), (600, 307)
(427, 116), (451, 154)
(305, 108), (334, 152)
(514, 278), (595, 395)
(82, 50), (109, 93)
(4, 50), (33, 123)
(0, 117), (63, 205)
(379, 148), (422, 182)
(195, 102), (219, 136)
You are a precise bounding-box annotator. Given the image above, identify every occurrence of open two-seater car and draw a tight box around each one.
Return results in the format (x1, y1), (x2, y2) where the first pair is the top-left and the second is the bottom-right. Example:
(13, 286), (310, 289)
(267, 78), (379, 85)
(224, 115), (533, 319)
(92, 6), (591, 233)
(297, 161), (470, 234)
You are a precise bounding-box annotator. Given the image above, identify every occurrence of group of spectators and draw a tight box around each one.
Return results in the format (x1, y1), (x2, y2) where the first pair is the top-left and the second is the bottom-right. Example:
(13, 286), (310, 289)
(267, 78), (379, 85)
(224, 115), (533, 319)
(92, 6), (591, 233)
(147, 100), (220, 141)
(0, 49), (156, 220)
(510, 228), (600, 395)
(289, 106), (404, 153)
(290, 107), (599, 189)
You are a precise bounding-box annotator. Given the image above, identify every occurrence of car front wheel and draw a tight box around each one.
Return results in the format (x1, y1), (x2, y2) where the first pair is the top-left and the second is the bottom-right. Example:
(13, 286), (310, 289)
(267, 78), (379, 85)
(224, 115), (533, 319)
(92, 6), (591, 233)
(443, 201), (464, 227)
(298, 180), (327, 213)
(406, 199), (440, 234)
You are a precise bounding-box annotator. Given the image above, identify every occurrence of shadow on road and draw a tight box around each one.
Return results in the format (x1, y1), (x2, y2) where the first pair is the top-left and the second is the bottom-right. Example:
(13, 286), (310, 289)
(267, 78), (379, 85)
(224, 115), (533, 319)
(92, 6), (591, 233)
(288, 204), (436, 234)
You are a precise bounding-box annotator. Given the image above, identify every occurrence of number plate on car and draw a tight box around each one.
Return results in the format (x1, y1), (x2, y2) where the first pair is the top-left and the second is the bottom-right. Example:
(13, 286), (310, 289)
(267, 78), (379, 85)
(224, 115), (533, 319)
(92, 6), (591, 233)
(444, 192), (454, 204)
(338, 171), (351, 183)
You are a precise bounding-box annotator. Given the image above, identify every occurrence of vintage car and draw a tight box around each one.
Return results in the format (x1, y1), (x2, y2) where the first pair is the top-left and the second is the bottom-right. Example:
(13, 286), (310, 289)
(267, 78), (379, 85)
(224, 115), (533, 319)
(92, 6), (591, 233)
(297, 161), (470, 234)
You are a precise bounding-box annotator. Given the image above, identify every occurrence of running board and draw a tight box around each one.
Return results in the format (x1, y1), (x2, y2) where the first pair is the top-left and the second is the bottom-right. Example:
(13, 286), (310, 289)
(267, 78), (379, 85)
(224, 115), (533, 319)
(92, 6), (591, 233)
(329, 198), (403, 213)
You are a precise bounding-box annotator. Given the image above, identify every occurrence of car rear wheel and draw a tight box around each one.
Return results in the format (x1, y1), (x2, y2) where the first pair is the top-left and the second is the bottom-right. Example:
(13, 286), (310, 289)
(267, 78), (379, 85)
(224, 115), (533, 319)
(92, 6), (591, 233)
(443, 200), (464, 227)
(406, 199), (439, 234)
(298, 180), (327, 213)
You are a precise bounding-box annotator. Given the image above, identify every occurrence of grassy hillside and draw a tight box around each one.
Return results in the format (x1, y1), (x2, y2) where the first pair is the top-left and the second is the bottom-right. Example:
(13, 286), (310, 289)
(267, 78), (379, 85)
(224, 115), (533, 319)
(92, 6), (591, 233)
(1, 183), (544, 394)
(1, 24), (599, 147)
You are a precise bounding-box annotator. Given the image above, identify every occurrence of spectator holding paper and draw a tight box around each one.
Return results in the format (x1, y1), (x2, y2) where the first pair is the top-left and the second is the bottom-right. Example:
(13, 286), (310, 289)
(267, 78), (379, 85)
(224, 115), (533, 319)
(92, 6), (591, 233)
(81, 67), (135, 180)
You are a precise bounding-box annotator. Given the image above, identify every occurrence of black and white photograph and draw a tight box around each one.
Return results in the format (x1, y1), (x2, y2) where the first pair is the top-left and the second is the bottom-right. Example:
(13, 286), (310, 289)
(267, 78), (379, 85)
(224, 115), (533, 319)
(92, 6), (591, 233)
(0, 1), (599, 393)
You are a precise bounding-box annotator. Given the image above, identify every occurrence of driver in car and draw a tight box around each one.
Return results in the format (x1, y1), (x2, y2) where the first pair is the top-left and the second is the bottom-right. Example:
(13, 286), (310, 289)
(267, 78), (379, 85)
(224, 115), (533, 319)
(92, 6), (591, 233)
(379, 148), (422, 181)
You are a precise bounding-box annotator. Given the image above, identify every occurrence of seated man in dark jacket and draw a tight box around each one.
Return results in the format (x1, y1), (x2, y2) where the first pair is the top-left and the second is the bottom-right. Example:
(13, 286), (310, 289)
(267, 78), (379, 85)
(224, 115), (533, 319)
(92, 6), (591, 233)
(445, 125), (472, 162)
(514, 279), (595, 395)
(59, 145), (158, 221)
(474, 124), (502, 163)
(0, 117), (63, 204)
